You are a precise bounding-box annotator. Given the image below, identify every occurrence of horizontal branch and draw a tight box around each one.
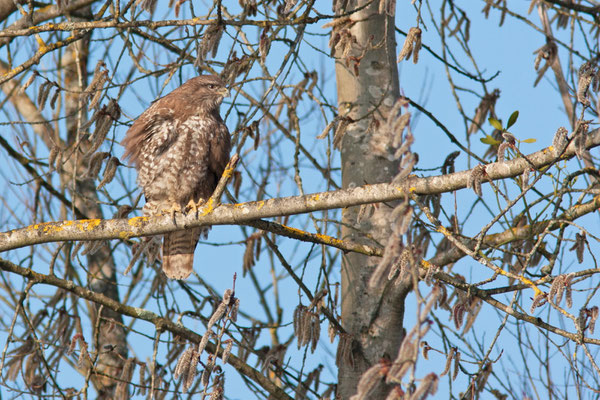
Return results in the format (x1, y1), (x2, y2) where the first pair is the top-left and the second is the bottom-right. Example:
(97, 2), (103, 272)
(432, 269), (600, 345)
(428, 194), (600, 268)
(0, 15), (322, 39)
(0, 258), (293, 400)
(1, 129), (599, 252)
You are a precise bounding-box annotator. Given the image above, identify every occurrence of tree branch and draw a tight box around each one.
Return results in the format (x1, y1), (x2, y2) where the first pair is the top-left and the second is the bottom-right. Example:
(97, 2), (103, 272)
(0, 258), (294, 400)
(1, 129), (599, 252)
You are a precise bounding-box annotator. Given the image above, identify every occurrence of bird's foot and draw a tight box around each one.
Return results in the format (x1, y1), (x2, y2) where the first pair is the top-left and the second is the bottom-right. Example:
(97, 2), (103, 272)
(158, 203), (183, 221)
(185, 199), (206, 218)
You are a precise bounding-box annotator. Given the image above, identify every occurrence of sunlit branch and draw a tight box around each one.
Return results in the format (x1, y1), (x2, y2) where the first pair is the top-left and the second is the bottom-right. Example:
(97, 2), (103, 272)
(432, 269), (600, 345)
(1, 129), (599, 251)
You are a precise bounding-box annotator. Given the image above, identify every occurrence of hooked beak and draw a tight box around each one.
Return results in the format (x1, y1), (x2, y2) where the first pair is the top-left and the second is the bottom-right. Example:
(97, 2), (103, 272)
(219, 87), (230, 98)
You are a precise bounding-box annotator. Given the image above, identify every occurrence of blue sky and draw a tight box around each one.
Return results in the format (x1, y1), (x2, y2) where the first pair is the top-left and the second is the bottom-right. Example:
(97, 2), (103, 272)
(0, 1), (599, 399)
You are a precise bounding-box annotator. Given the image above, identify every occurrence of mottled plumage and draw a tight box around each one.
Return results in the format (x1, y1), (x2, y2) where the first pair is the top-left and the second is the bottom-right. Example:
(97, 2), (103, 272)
(122, 75), (231, 279)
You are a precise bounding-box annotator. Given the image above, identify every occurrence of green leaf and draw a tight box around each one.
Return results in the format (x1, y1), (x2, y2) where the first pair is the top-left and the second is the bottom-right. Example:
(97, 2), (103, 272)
(488, 117), (503, 131)
(480, 135), (501, 145)
(521, 138), (537, 143)
(507, 110), (519, 129)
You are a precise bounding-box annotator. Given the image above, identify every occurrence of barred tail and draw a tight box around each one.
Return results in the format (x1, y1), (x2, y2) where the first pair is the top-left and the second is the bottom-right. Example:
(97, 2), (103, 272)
(161, 228), (201, 280)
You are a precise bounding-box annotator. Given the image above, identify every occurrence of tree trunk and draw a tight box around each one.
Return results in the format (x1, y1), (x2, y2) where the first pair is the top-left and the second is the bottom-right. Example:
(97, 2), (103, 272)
(334, 2), (410, 398)
(61, 13), (128, 397)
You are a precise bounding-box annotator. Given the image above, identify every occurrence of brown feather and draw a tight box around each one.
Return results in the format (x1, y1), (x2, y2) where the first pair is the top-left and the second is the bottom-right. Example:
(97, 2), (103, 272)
(161, 228), (202, 280)
(122, 75), (231, 280)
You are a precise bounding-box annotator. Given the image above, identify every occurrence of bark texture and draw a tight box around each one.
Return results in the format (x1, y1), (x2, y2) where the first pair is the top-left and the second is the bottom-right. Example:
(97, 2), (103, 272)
(334, 2), (410, 398)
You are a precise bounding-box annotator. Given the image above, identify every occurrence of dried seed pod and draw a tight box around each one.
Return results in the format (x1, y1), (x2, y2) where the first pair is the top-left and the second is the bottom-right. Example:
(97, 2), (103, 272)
(497, 141), (510, 162)
(115, 358), (135, 399)
(328, 321), (337, 343)
(410, 373), (439, 400)
(49, 86), (60, 110)
(209, 371), (225, 400)
(21, 72), (37, 92)
(183, 350), (200, 393)
(37, 81), (52, 110)
(67, 335), (79, 355)
(336, 333), (354, 367)
(86, 152), (109, 179)
(86, 111), (113, 156)
(333, 116), (351, 149)
(589, 306), (599, 334)
(452, 303), (466, 329)
(468, 89), (500, 134)
(467, 165), (486, 197)
(569, 232), (586, 264)
(207, 303), (227, 331)
(242, 236), (256, 276)
(294, 304), (308, 342)
(139, 0), (157, 13)
(197, 24), (224, 67)
(48, 144), (60, 173)
(441, 151), (460, 174)
(577, 62), (595, 106)
(71, 242), (84, 260)
(421, 341), (430, 360)
(521, 167), (531, 190)
(138, 362), (147, 395)
(84, 62), (108, 109)
(440, 347), (456, 376)
(77, 339), (89, 368)
(310, 313), (320, 353)
(552, 127), (568, 155)
(301, 310), (312, 347)
(354, 362), (385, 400)
(549, 275), (564, 305)
(173, 347), (194, 380)
(222, 339), (233, 364)
(424, 263), (439, 285)
(452, 350), (461, 381)
(574, 120), (590, 160)
(97, 157), (120, 190)
(398, 27), (422, 64)
(530, 292), (548, 313)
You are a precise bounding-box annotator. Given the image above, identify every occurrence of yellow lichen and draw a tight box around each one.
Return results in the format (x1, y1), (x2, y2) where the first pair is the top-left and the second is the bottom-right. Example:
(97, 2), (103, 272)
(118, 231), (133, 239)
(199, 198), (215, 216)
(78, 219), (101, 231)
(128, 216), (148, 227)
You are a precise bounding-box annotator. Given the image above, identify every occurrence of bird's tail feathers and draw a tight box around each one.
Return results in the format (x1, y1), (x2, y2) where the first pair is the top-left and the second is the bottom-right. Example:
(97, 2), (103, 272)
(162, 228), (202, 280)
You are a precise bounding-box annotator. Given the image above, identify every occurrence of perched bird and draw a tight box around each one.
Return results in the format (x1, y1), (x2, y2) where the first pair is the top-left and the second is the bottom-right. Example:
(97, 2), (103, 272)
(122, 75), (231, 279)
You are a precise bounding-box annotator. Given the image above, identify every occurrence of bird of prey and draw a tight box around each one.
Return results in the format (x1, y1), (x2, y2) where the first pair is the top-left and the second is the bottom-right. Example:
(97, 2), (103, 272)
(122, 75), (231, 279)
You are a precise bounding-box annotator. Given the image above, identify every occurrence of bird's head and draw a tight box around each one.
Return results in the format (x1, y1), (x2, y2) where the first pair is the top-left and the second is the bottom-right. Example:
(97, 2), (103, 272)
(185, 75), (230, 111)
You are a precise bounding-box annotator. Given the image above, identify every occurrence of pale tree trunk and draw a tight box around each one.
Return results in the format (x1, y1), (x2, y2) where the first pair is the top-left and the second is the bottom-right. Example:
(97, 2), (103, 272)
(334, 1), (410, 398)
(61, 11), (128, 397)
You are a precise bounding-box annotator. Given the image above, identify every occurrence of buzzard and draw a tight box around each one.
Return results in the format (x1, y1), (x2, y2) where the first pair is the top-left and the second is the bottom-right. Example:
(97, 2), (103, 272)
(122, 75), (231, 279)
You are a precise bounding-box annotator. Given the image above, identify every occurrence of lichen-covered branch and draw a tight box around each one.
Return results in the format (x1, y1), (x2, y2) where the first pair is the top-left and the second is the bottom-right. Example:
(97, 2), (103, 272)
(1, 129), (598, 252)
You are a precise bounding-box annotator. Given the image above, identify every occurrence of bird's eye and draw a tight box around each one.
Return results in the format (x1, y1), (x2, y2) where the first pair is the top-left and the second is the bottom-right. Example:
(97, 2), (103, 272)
(208, 84), (216, 89)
